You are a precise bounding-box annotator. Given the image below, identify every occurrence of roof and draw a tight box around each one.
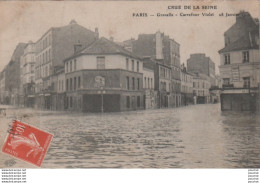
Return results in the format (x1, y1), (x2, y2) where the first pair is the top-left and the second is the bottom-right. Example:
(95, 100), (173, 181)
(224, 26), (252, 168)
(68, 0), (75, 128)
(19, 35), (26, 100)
(219, 31), (259, 53)
(65, 37), (141, 61)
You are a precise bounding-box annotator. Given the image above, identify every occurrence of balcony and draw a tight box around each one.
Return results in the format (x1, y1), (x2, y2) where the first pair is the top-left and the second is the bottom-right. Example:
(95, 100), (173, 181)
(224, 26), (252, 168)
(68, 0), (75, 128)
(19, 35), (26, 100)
(222, 84), (234, 88)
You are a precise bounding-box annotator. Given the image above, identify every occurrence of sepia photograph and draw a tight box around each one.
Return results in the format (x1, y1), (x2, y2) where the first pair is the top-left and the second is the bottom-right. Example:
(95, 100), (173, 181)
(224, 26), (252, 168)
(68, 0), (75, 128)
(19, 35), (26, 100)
(0, 0), (259, 173)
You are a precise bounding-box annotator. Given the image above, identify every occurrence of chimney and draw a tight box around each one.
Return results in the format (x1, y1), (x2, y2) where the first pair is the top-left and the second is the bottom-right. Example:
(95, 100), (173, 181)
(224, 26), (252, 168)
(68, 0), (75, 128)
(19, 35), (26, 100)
(95, 27), (99, 39)
(155, 31), (163, 60)
(109, 36), (114, 42)
(74, 42), (82, 54)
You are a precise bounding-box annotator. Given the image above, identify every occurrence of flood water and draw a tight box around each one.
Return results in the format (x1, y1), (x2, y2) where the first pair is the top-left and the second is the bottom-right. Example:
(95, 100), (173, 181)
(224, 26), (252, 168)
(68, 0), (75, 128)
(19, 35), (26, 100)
(0, 104), (260, 168)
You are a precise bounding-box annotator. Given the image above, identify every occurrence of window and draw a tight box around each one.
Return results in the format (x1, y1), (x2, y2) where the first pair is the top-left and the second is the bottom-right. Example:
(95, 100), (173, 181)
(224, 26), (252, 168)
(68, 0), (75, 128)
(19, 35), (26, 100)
(70, 96), (73, 108)
(46, 51), (48, 62)
(132, 77), (135, 90)
(137, 78), (140, 90)
(242, 51), (249, 63)
(49, 49), (51, 62)
(132, 60), (134, 71)
(70, 61), (72, 72)
(78, 76), (81, 88)
(74, 77), (77, 90)
(62, 80), (64, 91)
(126, 58), (129, 70)
(144, 77), (146, 88)
(97, 56), (105, 69)
(224, 54), (230, 65)
(193, 82), (195, 87)
(66, 79), (69, 91)
(243, 77), (250, 88)
(137, 96), (140, 107)
(70, 78), (72, 91)
(148, 78), (150, 89)
(137, 61), (139, 72)
(223, 78), (230, 85)
(126, 77), (129, 90)
(66, 62), (68, 73)
(151, 78), (153, 89)
(126, 96), (130, 108)
(74, 59), (77, 70)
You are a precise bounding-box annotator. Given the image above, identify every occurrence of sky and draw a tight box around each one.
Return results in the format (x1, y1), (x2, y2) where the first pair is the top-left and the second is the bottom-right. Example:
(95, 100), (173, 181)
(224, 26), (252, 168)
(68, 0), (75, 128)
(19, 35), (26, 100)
(0, 0), (259, 74)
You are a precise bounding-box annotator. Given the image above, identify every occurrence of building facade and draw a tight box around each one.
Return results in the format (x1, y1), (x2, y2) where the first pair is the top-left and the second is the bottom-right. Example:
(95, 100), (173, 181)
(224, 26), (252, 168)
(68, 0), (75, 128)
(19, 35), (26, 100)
(4, 43), (27, 105)
(34, 20), (99, 109)
(192, 73), (211, 104)
(187, 53), (216, 86)
(180, 64), (193, 105)
(219, 11), (259, 111)
(143, 67), (156, 109)
(64, 37), (145, 112)
(20, 41), (36, 107)
(0, 69), (6, 104)
(121, 31), (182, 107)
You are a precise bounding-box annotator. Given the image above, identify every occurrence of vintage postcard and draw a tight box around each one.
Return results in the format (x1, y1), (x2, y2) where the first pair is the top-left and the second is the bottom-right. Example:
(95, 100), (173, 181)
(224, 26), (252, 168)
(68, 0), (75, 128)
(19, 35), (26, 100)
(0, 0), (259, 170)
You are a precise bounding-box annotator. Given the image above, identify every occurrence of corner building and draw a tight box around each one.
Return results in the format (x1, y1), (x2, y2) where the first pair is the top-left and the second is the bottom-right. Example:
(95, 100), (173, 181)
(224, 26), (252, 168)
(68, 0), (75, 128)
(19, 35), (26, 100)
(34, 20), (99, 109)
(64, 37), (145, 112)
(218, 11), (260, 111)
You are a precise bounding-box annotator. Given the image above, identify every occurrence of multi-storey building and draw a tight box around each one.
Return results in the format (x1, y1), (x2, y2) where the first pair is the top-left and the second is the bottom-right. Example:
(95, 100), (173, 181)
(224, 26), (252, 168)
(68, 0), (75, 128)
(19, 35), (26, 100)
(64, 37), (145, 112)
(0, 68), (6, 104)
(143, 58), (172, 108)
(20, 41), (36, 107)
(121, 31), (181, 107)
(192, 73), (211, 104)
(50, 66), (66, 111)
(34, 20), (99, 109)
(218, 11), (259, 111)
(4, 43), (27, 105)
(187, 53), (216, 86)
(143, 67), (156, 109)
(180, 64), (193, 105)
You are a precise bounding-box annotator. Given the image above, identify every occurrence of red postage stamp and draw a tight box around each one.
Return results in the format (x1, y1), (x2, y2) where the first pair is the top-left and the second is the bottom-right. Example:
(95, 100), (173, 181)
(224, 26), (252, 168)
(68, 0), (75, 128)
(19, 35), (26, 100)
(2, 120), (53, 167)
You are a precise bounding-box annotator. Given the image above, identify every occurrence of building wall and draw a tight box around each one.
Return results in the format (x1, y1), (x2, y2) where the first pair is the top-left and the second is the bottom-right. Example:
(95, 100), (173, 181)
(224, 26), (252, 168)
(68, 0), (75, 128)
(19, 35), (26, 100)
(35, 22), (98, 95)
(5, 43), (26, 93)
(193, 77), (211, 104)
(181, 71), (193, 94)
(220, 62), (260, 88)
(65, 69), (144, 112)
(143, 68), (154, 89)
(65, 54), (143, 74)
(187, 53), (215, 77)
(220, 49), (260, 65)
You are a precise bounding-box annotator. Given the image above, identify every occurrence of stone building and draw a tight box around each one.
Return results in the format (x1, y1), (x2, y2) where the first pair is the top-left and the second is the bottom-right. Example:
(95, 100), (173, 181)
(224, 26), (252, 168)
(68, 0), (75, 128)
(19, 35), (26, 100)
(121, 31), (181, 107)
(20, 41), (36, 107)
(187, 53), (216, 86)
(180, 64), (194, 105)
(64, 37), (145, 112)
(0, 68), (6, 104)
(143, 67), (156, 109)
(192, 73), (211, 104)
(142, 57), (172, 108)
(218, 11), (259, 111)
(4, 43), (27, 105)
(34, 20), (99, 109)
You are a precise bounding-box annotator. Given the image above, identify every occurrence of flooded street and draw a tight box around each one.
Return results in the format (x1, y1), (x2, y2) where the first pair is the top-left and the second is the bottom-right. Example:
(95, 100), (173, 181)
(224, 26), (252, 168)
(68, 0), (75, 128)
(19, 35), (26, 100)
(0, 104), (260, 168)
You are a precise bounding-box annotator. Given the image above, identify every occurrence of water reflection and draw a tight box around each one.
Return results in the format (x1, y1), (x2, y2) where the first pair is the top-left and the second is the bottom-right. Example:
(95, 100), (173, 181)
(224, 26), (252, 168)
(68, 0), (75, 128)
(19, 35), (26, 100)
(1, 104), (259, 168)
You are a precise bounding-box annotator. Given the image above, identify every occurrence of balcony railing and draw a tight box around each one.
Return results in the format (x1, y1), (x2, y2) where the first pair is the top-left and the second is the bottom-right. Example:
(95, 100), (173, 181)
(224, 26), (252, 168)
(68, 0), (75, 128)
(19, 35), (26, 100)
(222, 84), (234, 88)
